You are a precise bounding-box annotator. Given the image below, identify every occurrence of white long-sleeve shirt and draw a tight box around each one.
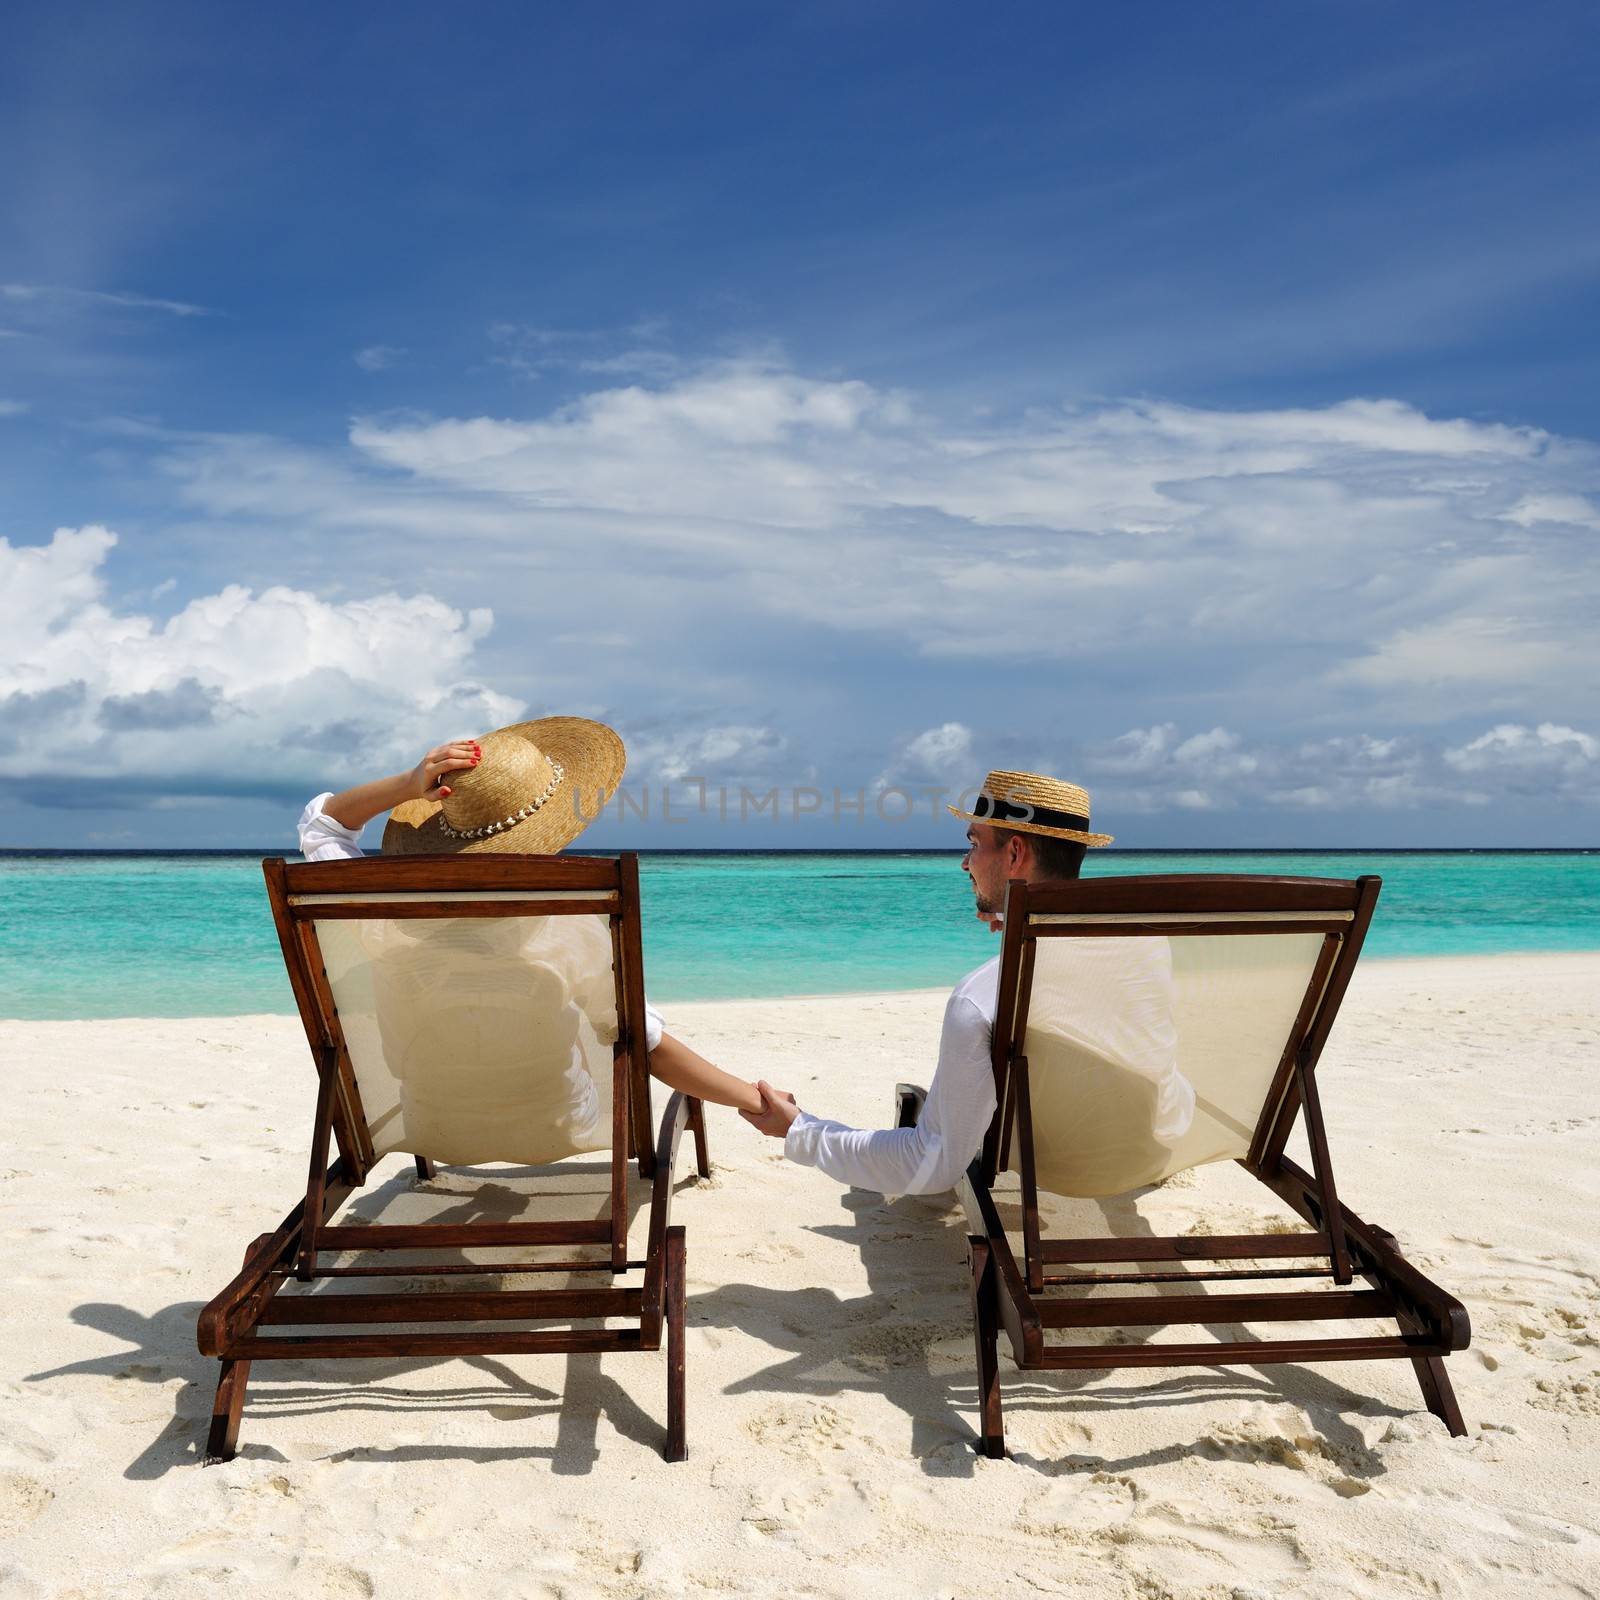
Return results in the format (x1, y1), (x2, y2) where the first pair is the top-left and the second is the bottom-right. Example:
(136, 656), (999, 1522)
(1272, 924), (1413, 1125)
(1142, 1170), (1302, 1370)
(297, 793), (666, 1053)
(783, 939), (1193, 1198)
(784, 958), (1002, 1196)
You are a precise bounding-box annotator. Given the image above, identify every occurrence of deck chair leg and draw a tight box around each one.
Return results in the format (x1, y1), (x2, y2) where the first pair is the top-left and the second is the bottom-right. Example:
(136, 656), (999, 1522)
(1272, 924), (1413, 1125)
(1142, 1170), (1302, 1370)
(1412, 1354), (1467, 1437)
(686, 1097), (711, 1180)
(1366, 1224), (1468, 1438)
(969, 1237), (1005, 1459)
(413, 1155), (436, 1181)
(664, 1225), (687, 1462)
(204, 1358), (252, 1464)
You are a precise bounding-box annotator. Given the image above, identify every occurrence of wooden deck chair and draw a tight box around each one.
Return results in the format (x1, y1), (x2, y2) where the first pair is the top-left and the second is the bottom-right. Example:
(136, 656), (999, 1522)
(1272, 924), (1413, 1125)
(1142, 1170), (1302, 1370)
(196, 852), (709, 1464)
(896, 873), (1469, 1458)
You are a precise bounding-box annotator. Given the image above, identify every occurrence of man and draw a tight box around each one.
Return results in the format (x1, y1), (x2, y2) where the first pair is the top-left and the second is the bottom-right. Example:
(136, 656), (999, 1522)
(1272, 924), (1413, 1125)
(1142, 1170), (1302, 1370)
(741, 769), (1195, 1194)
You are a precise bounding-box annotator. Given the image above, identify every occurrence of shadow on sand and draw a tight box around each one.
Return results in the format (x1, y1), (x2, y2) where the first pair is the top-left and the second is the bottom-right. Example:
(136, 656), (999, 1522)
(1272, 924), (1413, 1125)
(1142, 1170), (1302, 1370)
(30, 1158), (695, 1479)
(36, 1157), (1405, 1484)
(696, 1180), (1408, 1481)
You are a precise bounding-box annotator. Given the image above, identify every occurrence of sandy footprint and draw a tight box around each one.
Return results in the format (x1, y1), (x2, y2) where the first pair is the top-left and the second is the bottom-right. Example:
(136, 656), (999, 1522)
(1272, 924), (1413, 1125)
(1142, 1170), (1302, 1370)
(1529, 1374), (1600, 1416)
(1136, 1497), (1311, 1586)
(296, 1563), (374, 1599)
(738, 1240), (803, 1266)
(842, 1318), (955, 1375)
(746, 1399), (884, 1460)
(742, 1474), (879, 1555)
(0, 1473), (54, 1538)
(1194, 1402), (1383, 1498)
(1019, 1469), (1139, 1539)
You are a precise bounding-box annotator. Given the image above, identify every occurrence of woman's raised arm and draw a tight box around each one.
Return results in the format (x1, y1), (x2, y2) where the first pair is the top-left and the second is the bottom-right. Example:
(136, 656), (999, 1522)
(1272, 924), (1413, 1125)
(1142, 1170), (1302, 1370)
(321, 738), (481, 830)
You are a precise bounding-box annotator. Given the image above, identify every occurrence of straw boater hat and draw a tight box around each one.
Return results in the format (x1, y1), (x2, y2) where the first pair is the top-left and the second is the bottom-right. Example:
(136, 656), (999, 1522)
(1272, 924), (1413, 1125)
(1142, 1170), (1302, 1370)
(382, 717), (626, 856)
(947, 769), (1113, 847)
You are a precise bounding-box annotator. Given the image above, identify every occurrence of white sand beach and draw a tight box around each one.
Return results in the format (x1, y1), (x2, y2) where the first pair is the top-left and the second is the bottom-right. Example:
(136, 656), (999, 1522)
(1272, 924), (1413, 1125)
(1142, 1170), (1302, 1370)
(3, 952), (1598, 1599)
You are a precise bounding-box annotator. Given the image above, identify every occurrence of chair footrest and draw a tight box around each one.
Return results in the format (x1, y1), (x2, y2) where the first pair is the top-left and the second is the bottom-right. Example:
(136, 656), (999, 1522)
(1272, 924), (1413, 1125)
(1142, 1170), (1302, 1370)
(233, 1328), (644, 1360)
(1039, 1232), (1332, 1264)
(317, 1220), (611, 1251)
(1036, 1288), (1389, 1328)
(263, 1287), (642, 1324)
(1035, 1333), (1441, 1369)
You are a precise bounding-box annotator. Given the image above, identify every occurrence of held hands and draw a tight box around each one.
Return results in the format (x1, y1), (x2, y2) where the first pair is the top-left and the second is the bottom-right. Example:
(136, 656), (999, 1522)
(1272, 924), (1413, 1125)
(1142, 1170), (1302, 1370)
(739, 1080), (799, 1139)
(406, 738), (481, 802)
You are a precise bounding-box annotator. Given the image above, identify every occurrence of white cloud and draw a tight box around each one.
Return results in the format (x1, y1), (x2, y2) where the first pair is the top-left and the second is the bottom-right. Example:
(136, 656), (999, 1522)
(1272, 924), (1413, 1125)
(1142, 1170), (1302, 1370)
(1172, 727), (1259, 778)
(323, 367), (1600, 723)
(1332, 616), (1578, 695)
(486, 320), (683, 382)
(1, 282), (212, 318)
(0, 527), (522, 804)
(55, 361), (1600, 825)
(1271, 785), (1334, 809)
(1090, 724), (1178, 777)
(354, 344), (405, 372)
(1500, 493), (1600, 531)
(5, 523), (1595, 823)
(350, 366), (902, 525)
(0, 399), (30, 416)
(872, 721), (977, 794)
(623, 723), (788, 789)
(1079, 721), (1597, 813)
(1445, 722), (1600, 773)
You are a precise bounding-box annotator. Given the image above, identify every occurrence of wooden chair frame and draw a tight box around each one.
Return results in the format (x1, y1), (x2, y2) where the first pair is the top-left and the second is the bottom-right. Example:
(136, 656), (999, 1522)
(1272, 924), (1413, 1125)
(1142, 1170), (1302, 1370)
(899, 873), (1469, 1458)
(197, 852), (709, 1464)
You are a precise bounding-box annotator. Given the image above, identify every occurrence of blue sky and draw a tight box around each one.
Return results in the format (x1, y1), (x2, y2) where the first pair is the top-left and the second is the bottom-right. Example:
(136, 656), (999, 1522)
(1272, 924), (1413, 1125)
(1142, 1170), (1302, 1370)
(2, 1), (1598, 848)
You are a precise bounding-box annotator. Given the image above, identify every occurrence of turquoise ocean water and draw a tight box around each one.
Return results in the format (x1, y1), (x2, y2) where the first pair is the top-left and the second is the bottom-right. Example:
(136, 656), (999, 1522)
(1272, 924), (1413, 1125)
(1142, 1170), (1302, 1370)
(0, 850), (1595, 1020)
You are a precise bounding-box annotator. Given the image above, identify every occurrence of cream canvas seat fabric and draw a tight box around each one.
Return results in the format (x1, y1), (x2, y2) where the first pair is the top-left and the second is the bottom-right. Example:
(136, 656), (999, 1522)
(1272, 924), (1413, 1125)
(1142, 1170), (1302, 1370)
(315, 911), (620, 1167)
(942, 873), (1471, 1460)
(199, 852), (705, 1466)
(1021, 931), (1327, 1198)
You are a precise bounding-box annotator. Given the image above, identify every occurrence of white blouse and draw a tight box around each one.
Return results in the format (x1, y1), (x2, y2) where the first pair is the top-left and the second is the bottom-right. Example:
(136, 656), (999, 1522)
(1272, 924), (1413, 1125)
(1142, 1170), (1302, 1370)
(297, 794), (666, 1053)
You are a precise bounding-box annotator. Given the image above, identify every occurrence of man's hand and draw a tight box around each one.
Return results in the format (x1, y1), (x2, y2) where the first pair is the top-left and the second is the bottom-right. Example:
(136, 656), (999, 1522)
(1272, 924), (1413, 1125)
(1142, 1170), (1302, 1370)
(739, 1080), (799, 1139)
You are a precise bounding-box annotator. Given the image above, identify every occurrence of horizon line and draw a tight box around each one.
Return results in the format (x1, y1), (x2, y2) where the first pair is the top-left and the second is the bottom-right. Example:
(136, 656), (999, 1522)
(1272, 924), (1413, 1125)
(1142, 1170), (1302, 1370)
(1, 845), (1595, 859)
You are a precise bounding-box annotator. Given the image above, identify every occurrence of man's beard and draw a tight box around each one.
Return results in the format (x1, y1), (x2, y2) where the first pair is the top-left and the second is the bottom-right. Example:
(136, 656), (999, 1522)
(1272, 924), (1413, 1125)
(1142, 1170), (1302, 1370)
(972, 885), (998, 914)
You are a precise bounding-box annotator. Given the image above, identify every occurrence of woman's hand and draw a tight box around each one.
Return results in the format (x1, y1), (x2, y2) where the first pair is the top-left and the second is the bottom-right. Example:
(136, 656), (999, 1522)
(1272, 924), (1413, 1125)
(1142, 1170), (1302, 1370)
(739, 1080), (799, 1138)
(319, 738), (483, 832)
(404, 738), (481, 802)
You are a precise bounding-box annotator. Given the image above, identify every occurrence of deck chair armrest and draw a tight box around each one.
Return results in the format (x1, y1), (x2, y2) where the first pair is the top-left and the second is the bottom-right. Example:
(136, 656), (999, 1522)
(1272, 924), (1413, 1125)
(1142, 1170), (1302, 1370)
(641, 1090), (692, 1346)
(1265, 1157), (1472, 1350)
(196, 1159), (356, 1356)
(894, 1083), (927, 1129)
(197, 1229), (295, 1357)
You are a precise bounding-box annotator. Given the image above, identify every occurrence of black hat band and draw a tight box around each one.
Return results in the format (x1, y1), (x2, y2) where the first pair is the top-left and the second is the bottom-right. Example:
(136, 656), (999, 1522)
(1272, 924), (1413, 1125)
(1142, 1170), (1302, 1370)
(971, 791), (1091, 833)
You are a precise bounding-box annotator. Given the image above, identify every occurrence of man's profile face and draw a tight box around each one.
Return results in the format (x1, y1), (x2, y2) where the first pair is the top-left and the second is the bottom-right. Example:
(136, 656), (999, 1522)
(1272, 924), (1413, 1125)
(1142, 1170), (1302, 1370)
(962, 821), (1012, 916)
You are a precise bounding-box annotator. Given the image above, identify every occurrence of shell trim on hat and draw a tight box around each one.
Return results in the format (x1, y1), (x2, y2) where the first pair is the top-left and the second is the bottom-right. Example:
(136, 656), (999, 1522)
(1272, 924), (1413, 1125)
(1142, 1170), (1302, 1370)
(381, 716), (626, 857)
(435, 759), (566, 841)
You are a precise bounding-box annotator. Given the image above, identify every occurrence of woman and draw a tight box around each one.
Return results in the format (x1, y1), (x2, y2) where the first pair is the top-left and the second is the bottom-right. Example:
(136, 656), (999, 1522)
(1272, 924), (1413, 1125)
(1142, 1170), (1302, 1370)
(300, 718), (763, 1119)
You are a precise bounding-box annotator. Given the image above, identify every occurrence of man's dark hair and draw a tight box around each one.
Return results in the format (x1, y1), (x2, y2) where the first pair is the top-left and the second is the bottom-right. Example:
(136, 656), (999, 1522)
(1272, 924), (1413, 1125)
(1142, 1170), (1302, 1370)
(1019, 831), (1086, 880)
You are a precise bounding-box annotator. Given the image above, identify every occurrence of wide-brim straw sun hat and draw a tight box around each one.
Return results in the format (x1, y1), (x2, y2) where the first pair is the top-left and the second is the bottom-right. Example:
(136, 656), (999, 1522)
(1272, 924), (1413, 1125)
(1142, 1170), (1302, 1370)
(947, 768), (1114, 847)
(382, 716), (626, 856)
